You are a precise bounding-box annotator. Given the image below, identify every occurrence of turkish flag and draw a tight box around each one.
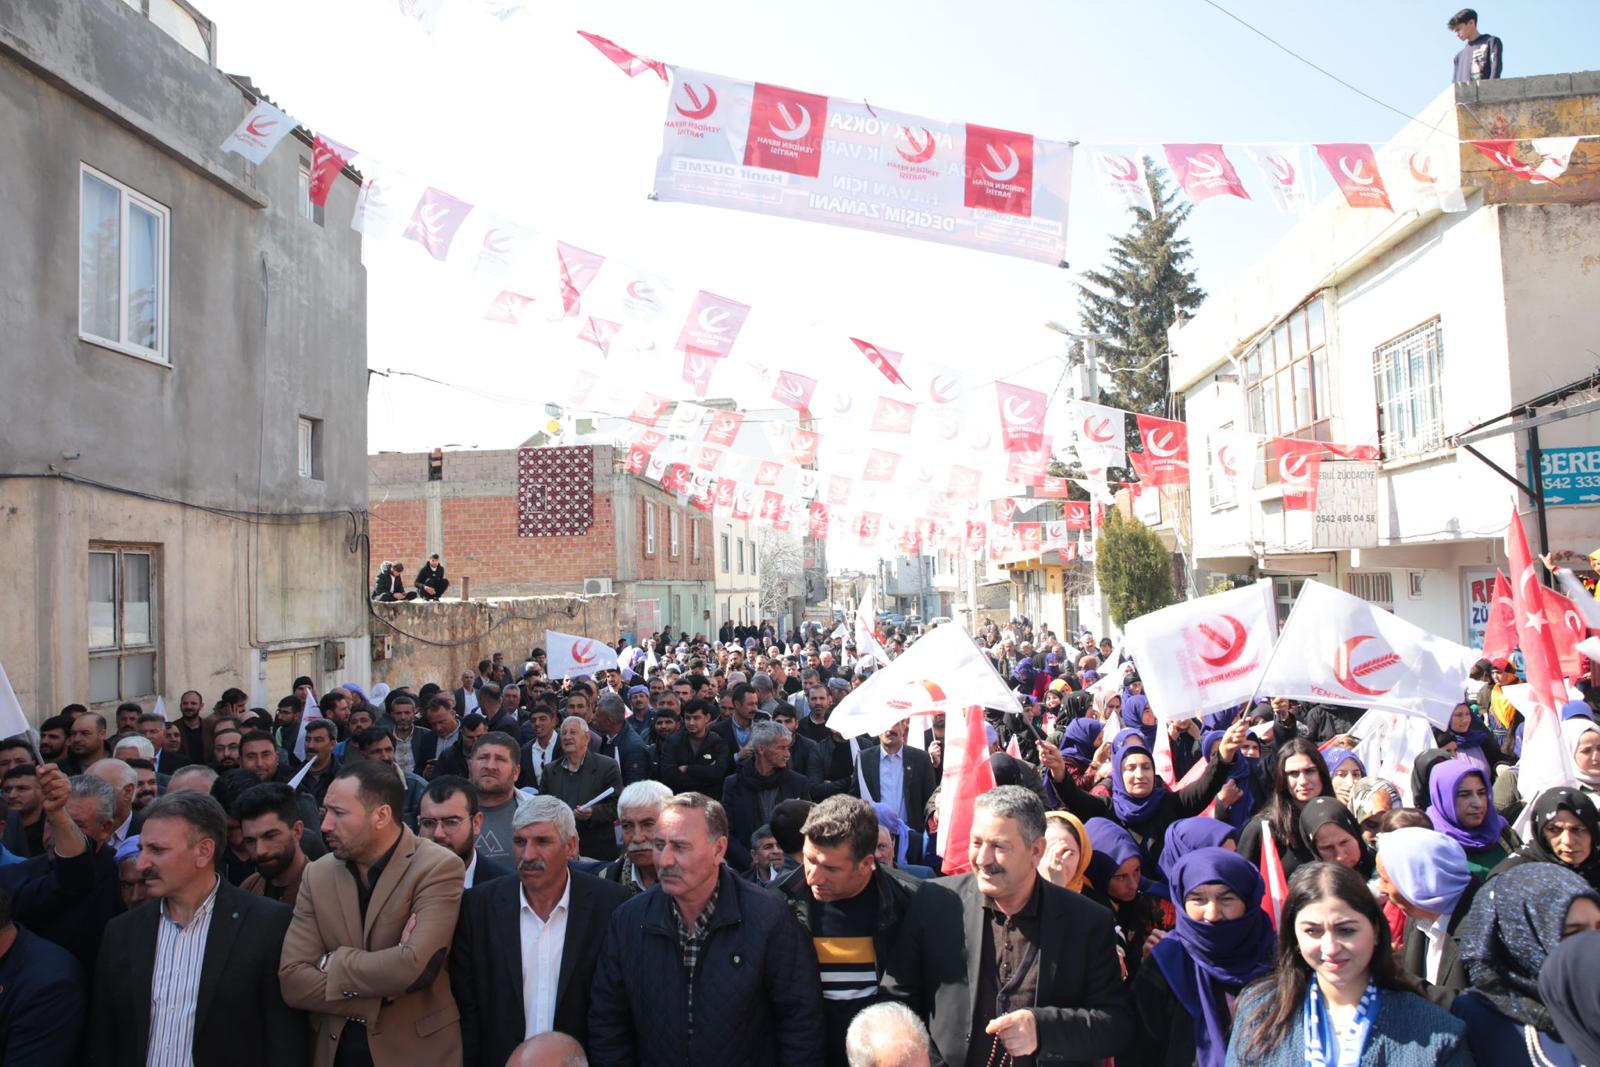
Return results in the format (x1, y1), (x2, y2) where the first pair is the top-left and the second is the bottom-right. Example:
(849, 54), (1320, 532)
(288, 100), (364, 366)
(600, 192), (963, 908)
(772, 370), (818, 414)
(1135, 414), (1190, 486)
(1163, 143), (1250, 202)
(576, 30), (668, 82)
(1315, 143), (1393, 210)
(964, 124), (1034, 218)
(556, 243), (605, 316)
(309, 135), (354, 207)
(938, 706), (999, 874)
(1260, 831), (1289, 929)
(995, 382), (1048, 453)
(1063, 501), (1092, 530)
(1543, 585), (1590, 678)
(1481, 570), (1516, 662)
(850, 338), (909, 388)
(1507, 508), (1581, 803)
(1270, 438), (1325, 511)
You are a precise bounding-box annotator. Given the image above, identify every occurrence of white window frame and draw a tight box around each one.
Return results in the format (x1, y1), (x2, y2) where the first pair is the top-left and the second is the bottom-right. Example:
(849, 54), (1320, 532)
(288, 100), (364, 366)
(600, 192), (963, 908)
(297, 416), (322, 480)
(79, 163), (171, 366)
(691, 518), (701, 562)
(297, 159), (326, 226)
(737, 537), (746, 575)
(1344, 571), (1395, 612)
(1373, 319), (1446, 460)
(721, 532), (731, 571)
(644, 501), (657, 555)
(89, 545), (160, 705)
(669, 509), (682, 558)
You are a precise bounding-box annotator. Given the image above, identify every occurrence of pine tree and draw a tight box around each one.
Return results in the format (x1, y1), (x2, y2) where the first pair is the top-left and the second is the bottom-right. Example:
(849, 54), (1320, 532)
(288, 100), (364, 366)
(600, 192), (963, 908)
(1076, 158), (1206, 417)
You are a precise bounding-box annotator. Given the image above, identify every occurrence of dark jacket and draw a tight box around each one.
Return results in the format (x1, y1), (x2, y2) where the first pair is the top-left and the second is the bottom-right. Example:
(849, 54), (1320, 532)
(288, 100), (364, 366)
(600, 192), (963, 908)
(1051, 752), (1235, 873)
(721, 763), (812, 872)
(858, 743), (939, 864)
(0, 924), (84, 1067)
(3, 809), (40, 858)
(879, 872), (1134, 1067)
(400, 725), (440, 774)
(596, 724), (654, 786)
(371, 569), (407, 600)
(86, 879), (305, 1067)
(450, 869), (631, 1066)
(1225, 983), (1471, 1066)
(151, 748), (190, 775)
(660, 730), (733, 796)
(469, 854), (514, 887)
(540, 751), (623, 860)
(29, 842), (123, 974)
(589, 866), (825, 1066)
(1127, 952), (1198, 1067)
(1400, 878), (1481, 1008)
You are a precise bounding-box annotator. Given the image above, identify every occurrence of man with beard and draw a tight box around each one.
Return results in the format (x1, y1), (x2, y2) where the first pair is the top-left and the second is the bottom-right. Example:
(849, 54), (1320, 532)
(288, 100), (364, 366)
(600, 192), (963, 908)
(64, 712), (110, 775)
(721, 721), (811, 872)
(126, 759), (160, 812)
(280, 761), (464, 1066)
(171, 690), (209, 765)
(660, 699), (732, 796)
(87, 791), (305, 1067)
(450, 795), (630, 1065)
(235, 783), (310, 907)
(601, 780), (672, 895)
(36, 714), (74, 765)
(470, 732), (523, 867)
(295, 720), (341, 805)
(210, 727), (242, 773)
(419, 776), (512, 888)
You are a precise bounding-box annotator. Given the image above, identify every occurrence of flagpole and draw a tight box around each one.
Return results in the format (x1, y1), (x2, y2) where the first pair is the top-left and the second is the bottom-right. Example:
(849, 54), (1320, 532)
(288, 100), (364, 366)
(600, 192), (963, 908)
(1239, 579), (1306, 713)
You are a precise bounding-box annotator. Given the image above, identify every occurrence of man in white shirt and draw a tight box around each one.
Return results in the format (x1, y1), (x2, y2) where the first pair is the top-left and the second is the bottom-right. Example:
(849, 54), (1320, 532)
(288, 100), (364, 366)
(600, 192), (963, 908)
(859, 721), (938, 865)
(86, 758), (141, 852)
(449, 795), (631, 1066)
(519, 706), (560, 787)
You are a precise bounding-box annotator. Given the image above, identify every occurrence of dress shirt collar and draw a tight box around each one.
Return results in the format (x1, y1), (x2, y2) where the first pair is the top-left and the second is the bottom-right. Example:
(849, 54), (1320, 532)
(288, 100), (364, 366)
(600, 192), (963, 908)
(521, 869), (572, 921)
(160, 874), (222, 929)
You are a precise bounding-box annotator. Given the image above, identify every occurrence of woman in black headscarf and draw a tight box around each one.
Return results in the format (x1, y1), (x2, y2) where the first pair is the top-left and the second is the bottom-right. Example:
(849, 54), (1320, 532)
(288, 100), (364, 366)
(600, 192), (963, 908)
(1491, 787), (1600, 890)
(1411, 747), (1455, 811)
(1450, 862), (1600, 1066)
(1539, 930), (1600, 1067)
(1297, 796), (1374, 877)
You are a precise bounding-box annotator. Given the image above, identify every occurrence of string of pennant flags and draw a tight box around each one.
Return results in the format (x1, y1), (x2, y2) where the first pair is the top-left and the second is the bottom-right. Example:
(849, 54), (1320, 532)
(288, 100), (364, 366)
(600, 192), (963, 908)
(221, 23), (1552, 557)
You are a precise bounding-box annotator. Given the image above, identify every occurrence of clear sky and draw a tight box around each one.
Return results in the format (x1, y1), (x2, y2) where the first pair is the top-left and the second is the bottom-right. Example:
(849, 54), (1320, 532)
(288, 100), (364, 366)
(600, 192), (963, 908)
(204, 0), (1593, 499)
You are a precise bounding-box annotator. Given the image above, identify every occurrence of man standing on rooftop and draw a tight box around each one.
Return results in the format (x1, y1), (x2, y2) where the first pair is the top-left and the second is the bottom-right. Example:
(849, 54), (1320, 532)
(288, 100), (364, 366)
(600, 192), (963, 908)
(1449, 8), (1502, 83)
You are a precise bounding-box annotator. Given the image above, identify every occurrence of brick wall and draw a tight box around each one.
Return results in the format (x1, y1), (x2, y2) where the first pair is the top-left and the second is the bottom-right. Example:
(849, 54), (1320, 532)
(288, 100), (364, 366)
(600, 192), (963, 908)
(632, 492), (714, 584)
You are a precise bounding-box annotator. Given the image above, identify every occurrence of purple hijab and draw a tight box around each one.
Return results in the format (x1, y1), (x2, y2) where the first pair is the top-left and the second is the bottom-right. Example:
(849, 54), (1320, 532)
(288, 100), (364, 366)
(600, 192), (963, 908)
(1428, 759), (1507, 850)
(1152, 847), (1276, 1067)
(1110, 728), (1168, 827)
(1084, 817), (1142, 895)
(1059, 717), (1104, 766)
(1158, 816), (1238, 886)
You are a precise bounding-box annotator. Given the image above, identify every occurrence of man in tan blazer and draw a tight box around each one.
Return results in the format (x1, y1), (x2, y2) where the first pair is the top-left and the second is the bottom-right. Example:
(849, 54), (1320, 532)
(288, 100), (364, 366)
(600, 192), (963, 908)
(280, 760), (465, 1066)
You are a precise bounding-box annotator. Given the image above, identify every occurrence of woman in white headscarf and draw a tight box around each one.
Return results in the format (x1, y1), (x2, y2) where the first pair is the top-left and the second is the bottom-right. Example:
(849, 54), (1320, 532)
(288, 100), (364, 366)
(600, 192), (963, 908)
(1561, 716), (1600, 793)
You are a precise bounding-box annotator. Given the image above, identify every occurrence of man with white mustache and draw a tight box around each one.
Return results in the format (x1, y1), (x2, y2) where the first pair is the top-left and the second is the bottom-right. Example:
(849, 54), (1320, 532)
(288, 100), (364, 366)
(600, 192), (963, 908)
(449, 794), (630, 1066)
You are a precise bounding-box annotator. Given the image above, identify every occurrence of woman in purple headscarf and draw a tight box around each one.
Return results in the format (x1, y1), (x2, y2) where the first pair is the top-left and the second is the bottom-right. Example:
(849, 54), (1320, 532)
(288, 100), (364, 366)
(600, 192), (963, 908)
(1133, 847), (1276, 1067)
(1199, 729), (1262, 835)
(1321, 747), (1366, 808)
(1045, 720), (1249, 874)
(1044, 716), (1112, 803)
(1429, 759), (1520, 878)
(1085, 817), (1176, 981)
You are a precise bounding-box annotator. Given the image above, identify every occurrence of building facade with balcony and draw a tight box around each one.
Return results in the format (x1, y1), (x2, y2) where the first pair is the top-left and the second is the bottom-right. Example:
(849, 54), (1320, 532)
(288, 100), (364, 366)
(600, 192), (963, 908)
(1169, 73), (1600, 643)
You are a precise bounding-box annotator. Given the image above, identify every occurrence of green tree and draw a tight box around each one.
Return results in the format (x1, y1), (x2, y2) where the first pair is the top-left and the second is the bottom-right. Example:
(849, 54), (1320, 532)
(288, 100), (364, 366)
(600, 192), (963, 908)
(1076, 158), (1206, 417)
(1095, 507), (1175, 628)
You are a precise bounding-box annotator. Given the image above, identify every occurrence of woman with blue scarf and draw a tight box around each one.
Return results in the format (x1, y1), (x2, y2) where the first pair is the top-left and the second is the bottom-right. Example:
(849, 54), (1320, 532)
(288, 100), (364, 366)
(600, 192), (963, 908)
(1131, 848), (1275, 1067)
(1045, 719), (1249, 873)
(1227, 862), (1472, 1066)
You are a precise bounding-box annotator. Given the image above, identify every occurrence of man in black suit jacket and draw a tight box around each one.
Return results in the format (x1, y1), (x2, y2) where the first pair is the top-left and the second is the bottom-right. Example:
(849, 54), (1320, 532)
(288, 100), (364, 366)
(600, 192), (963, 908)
(721, 721), (812, 872)
(660, 699), (732, 795)
(858, 722), (939, 865)
(86, 791), (305, 1067)
(593, 693), (654, 785)
(880, 785), (1132, 1067)
(450, 794), (630, 1066)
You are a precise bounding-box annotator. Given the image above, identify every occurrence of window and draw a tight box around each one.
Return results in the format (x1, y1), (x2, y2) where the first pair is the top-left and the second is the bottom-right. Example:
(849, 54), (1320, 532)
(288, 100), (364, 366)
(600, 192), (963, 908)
(1208, 423), (1237, 509)
(669, 510), (681, 558)
(721, 532), (731, 571)
(80, 165), (170, 363)
(297, 416), (322, 479)
(1243, 294), (1330, 446)
(644, 501), (657, 555)
(89, 546), (159, 704)
(691, 519), (701, 562)
(1374, 320), (1445, 460)
(1344, 571), (1395, 612)
(737, 537), (745, 574)
(297, 160), (326, 226)
(750, 542), (758, 576)
(1272, 575), (1311, 626)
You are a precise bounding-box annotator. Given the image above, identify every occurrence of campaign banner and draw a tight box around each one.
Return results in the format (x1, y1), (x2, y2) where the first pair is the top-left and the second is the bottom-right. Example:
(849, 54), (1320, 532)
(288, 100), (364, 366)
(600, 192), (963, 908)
(653, 68), (1075, 265)
(1121, 579), (1278, 720)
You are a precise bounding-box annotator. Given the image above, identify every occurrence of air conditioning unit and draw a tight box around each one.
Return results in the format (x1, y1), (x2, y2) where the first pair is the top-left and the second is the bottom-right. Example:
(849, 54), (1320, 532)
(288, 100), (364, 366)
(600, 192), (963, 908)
(583, 578), (613, 596)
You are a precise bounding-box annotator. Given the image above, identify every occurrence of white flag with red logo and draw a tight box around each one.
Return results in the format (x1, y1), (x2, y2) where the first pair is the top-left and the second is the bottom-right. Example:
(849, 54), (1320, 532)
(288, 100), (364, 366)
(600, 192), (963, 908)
(556, 242), (605, 316)
(1134, 414), (1190, 487)
(1073, 401), (1127, 471)
(1121, 579), (1277, 720)
(220, 100), (295, 164)
(308, 134), (355, 207)
(1244, 144), (1313, 214)
(403, 187), (475, 261)
(1348, 708), (1437, 807)
(675, 291), (750, 359)
(851, 338), (910, 389)
(1089, 150), (1154, 213)
(576, 30), (667, 82)
(351, 173), (426, 240)
(827, 620), (1019, 740)
(1257, 580), (1480, 728)
(546, 630), (621, 679)
(1163, 143), (1250, 202)
(772, 370), (818, 414)
(1315, 143), (1393, 211)
(1392, 140), (1468, 213)
(995, 382), (1048, 453)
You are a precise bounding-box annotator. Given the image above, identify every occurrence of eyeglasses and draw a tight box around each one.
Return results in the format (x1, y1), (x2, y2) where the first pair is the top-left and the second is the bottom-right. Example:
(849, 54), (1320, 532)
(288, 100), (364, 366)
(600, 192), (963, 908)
(418, 816), (467, 833)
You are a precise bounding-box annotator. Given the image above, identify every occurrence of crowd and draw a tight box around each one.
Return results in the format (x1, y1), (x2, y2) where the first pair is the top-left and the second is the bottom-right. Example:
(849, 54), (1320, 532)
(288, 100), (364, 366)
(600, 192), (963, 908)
(4, 608), (1600, 1067)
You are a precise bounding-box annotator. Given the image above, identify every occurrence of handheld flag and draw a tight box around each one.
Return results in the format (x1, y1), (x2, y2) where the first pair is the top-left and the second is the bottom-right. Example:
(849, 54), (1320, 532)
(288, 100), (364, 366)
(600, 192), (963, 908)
(546, 630), (622, 679)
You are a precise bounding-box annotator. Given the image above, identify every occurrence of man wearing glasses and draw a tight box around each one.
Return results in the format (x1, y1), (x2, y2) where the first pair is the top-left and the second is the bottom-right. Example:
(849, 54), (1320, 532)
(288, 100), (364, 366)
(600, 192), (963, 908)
(418, 775), (513, 888)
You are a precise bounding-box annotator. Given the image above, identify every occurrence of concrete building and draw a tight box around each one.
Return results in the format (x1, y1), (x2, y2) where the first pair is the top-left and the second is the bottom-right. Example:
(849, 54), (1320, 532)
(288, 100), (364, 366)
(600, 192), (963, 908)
(713, 515), (761, 631)
(0, 0), (369, 723)
(1168, 73), (1600, 642)
(368, 445), (714, 640)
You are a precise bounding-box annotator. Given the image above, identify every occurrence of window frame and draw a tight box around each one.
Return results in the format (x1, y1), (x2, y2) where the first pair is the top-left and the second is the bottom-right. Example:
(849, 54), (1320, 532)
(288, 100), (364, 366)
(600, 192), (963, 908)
(88, 544), (160, 705)
(296, 416), (323, 480)
(1207, 423), (1238, 510)
(1372, 318), (1446, 461)
(691, 518), (701, 562)
(737, 537), (746, 575)
(669, 509), (682, 558)
(297, 159), (326, 226)
(644, 500), (657, 556)
(1243, 294), (1331, 484)
(79, 163), (171, 366)
(721, 532), (731, 571)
